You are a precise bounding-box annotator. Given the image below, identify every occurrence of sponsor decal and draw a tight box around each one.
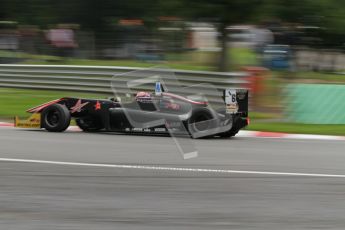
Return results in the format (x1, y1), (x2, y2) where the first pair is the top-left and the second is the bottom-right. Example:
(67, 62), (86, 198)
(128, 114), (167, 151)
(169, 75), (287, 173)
(70, 99), (89, 113)
(225, 89), (238, 114)
(226, 103), (239, 114)
(237, 90), (246, 100)
(155, 82), (162, 96)
(154, 128), (166, 132)
(15, 123), (40, 128)
(167, 121), (182, 128)
(15, 113), (41, 128)
(165, 102), (180, 110)
(130, 128), (165, 133)
(29, 118), (40, 123)
(95, 101), (101, 110)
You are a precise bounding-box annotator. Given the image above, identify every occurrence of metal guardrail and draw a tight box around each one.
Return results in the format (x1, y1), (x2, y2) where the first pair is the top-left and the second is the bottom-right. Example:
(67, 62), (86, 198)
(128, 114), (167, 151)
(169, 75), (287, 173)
(0, 64), (249, 103)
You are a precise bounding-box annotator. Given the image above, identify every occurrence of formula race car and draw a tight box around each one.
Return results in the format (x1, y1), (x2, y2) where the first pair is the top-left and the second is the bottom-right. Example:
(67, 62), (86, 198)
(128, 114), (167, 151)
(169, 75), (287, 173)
(15, 83), (249, 138)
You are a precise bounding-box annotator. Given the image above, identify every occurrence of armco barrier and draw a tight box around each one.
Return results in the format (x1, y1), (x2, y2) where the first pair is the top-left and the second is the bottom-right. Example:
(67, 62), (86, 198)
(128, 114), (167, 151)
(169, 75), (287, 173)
(0, 64), (249, 105)
(285, 84), (345, 124)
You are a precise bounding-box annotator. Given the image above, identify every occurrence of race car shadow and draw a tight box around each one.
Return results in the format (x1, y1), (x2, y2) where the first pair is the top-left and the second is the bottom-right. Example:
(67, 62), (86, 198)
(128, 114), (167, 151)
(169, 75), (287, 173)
(17, 128), (238, 140)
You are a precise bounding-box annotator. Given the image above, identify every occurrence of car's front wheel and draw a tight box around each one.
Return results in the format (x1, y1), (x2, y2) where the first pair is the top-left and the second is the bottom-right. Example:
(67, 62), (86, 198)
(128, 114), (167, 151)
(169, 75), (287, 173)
(41, 104), (71, 132)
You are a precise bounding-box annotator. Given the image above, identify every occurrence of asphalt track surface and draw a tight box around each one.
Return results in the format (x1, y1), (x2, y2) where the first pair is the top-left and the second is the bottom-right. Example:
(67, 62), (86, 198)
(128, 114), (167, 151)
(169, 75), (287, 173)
(1, 127), (345, 229)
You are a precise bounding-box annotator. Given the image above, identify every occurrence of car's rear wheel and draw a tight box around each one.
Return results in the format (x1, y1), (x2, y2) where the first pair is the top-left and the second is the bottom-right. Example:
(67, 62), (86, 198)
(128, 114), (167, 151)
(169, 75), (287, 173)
(218, 129), (239, 138)
(76, 116), (103, 132)
(187, 108), (214, 138)
(41, 104), (71, 132)
(218, 116), (242, 138)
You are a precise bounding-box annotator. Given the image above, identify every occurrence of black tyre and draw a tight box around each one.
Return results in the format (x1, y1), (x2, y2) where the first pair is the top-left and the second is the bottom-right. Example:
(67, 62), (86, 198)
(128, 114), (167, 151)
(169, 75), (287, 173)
(187, 108), (215, 138)
(218, 116), (240, 138)
(76, 116), (103, 132)
(218, 129), (239, 138)
(41, 104), (71, 132)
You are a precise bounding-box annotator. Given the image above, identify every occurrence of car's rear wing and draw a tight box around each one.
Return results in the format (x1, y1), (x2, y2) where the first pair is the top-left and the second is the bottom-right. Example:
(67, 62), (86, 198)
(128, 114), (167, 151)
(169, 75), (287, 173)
(223, 89), (248, 116)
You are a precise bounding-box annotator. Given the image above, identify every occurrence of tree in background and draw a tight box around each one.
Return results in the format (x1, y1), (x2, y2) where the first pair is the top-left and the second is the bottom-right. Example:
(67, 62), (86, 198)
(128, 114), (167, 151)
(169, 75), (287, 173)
(0, 0), (344, 63)
(181, 0), (262, 71)
(259, 0), (345, 48)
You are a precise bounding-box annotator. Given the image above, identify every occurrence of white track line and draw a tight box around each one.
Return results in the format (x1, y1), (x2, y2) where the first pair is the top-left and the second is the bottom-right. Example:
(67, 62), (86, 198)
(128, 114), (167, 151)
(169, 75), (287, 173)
(1, 157), (345, 178)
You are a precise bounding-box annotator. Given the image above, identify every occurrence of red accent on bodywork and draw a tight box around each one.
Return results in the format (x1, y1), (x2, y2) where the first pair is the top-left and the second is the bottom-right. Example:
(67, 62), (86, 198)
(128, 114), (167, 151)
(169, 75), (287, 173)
(26, 99), (63, 113)
(162, 92), (208, 105)
(165, 102), (180, 110)
(70, 99), (89, 113)
(95, 101), (101, 110)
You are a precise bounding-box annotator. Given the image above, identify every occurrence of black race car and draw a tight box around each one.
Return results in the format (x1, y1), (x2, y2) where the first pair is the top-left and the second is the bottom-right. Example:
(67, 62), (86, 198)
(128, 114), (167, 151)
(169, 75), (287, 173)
(15, 84), (249, 138)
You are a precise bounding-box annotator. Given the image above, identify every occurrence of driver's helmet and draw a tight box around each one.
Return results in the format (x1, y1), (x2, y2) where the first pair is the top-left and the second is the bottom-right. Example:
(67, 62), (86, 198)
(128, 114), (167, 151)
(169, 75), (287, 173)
(135, 91), (153, 103)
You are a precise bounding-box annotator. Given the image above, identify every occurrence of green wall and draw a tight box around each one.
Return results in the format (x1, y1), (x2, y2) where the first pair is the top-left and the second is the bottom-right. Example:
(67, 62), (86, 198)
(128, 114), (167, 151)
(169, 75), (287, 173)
(285, 84), (345, 124)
